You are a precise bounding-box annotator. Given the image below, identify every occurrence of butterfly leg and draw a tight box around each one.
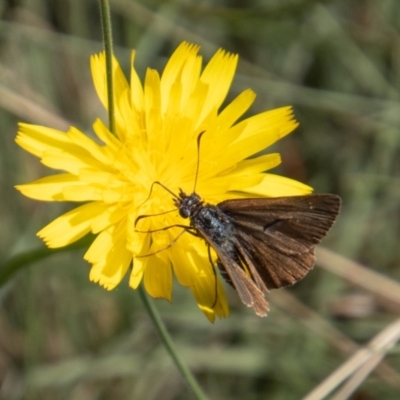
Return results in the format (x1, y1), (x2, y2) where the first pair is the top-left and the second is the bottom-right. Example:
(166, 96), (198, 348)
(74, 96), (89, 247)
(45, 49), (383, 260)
(206, 244), (219, 309)
(135, 224), (192, 233)
(136, 228), (188, 257)
(134, 208), (177, 227)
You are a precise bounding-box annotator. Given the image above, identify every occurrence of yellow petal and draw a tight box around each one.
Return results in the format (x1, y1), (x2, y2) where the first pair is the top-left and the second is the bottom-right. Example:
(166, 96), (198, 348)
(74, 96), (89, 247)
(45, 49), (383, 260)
(169, 234), (202, 287)
(232, 153), (281, 176)
(197, 155), (281, 199)
(40, 150), (109, 175)
(15, 174), (82, 201)
(194, 278), (229, 322)
(67, 127), (115, 166)
(38, 202), (110, 248)
(199, 48), (238, 122)
(245, 173), (313, 197)
(190, 263), (229, 322)
(212, 280), (230, 319)
(90, 205), (127, 234)
(179, 52), (202, 113)
(238, 106), (298, 141)
(16, 123), (72, 158)
(144, 253), (172, 301)
(130, 50), (144, 113)
(207, 89), (256, 144)
(127, 212), (152, 256)
(144, 68), (162, 152)
(129, 257), (145, 289)
(223, 107), (299, 167)
(92, 119), (122, 152)
(61, 185), (103, 201)
(90, 52), (130, 140)
(85, 225), (112, 264)
(17, 124), (116, 175)
(90, 52), (129, 113)
(161, 42), (200, 114)
(202, 174), (263, 198)
(87, 223), (132, 290)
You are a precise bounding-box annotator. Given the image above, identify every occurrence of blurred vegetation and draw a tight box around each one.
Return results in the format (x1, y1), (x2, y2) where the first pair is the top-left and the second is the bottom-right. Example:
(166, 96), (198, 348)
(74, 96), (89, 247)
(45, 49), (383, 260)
(1, 0), (400, 399)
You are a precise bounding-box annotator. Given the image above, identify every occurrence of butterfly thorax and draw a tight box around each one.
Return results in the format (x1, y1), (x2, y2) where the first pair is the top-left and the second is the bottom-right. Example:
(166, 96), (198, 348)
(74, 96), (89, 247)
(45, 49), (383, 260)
(193, 206), (236, 245)
(174, 190), (236, 242)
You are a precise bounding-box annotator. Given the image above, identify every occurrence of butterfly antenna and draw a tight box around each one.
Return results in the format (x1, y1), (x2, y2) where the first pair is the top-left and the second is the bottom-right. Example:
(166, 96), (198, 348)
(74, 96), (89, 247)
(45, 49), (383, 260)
(153, 181), (180, 199)
(134, 181), (180, 227)
(139, 181), (179, 209)
(193, 131), (205, 193)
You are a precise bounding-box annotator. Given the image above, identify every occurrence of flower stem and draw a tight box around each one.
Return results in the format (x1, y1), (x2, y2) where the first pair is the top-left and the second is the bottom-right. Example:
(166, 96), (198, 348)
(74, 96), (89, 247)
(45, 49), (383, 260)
(0, 235), (94, 287)
(138, 286), (208, 400)
(98, 0), (116, 135)
(98, 2), (207, 399)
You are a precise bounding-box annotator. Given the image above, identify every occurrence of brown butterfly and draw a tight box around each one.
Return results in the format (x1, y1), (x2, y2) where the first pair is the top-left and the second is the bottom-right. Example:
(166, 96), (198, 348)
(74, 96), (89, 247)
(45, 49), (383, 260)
(137, 133), (341, 316)
(174, 190), (341, 316)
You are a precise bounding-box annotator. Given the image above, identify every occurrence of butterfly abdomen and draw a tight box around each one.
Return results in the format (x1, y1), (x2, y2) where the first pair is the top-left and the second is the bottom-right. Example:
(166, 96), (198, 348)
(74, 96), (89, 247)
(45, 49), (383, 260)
(217, 260), (235, 287)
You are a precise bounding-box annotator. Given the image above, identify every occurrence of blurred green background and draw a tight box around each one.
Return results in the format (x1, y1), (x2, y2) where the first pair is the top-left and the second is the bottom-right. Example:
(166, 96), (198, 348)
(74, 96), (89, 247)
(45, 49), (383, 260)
(1, 1), (400, 399)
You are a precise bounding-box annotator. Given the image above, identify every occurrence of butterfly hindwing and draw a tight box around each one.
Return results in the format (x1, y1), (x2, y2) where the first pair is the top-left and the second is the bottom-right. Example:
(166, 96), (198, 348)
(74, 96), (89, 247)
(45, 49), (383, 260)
(195, 224), (270, 317)
(234, 228), (316, 289)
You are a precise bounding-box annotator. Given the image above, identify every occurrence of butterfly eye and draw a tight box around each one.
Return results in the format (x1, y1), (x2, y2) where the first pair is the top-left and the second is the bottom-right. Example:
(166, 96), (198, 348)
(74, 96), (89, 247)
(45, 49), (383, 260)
(179, 207), (191, 219)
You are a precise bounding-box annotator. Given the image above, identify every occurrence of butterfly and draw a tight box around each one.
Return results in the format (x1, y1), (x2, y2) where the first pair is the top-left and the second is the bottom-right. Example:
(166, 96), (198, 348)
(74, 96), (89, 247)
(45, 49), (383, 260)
(136, 133), (341, 316)
(173, 190), (341, 316)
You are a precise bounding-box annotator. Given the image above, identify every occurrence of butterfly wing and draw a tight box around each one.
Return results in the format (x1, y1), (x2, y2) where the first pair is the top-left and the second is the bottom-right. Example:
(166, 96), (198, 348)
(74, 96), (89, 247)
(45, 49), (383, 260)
(218, 194), (341, 289)
(195, 224), (270, 317)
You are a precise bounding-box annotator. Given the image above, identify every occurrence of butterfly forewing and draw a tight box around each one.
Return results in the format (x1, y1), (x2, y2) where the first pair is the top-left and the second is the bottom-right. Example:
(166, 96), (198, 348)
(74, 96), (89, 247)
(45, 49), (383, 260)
(217, 194), (341, 290)
(218, 195), (340, 248)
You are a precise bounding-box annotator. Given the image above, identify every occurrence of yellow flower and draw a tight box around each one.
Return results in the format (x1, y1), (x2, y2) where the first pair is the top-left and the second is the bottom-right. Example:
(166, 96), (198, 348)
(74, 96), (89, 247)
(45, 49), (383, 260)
(15, 42), (311, 322)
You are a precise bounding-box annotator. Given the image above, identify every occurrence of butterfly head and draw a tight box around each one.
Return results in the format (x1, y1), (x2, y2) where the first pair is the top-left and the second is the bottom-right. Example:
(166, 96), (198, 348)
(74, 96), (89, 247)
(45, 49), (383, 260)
(174, 189), (203, 219)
